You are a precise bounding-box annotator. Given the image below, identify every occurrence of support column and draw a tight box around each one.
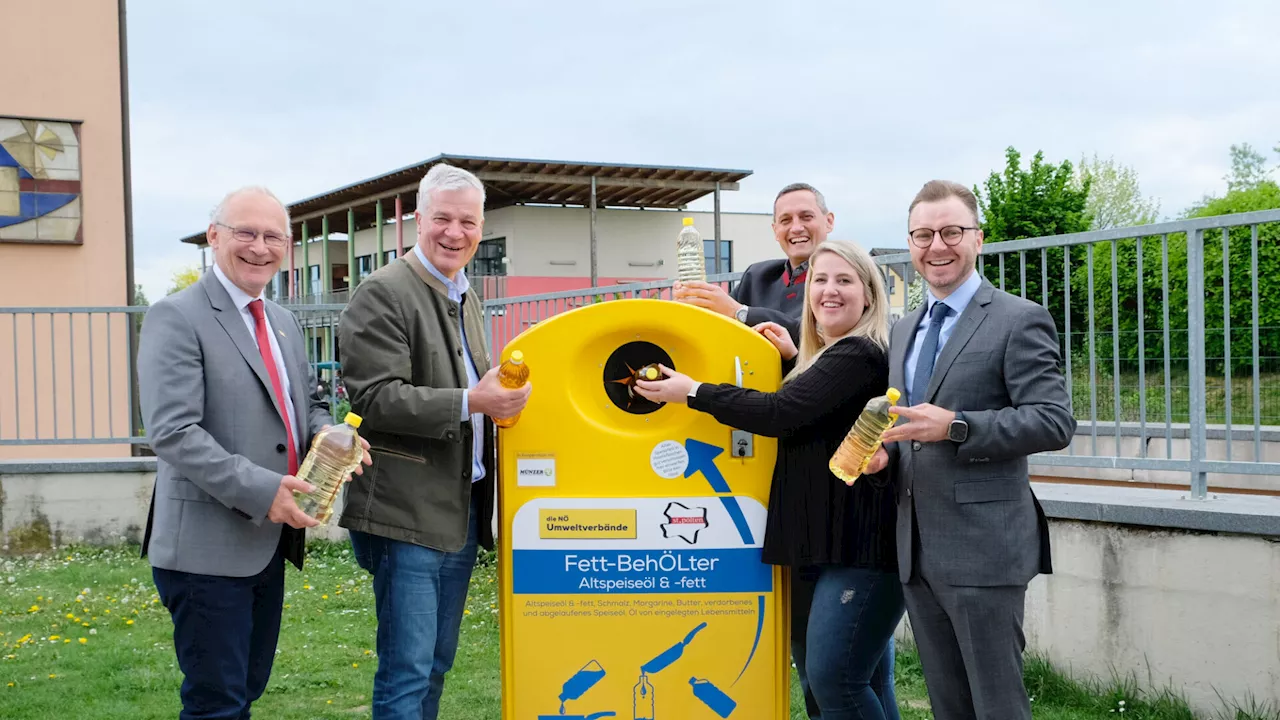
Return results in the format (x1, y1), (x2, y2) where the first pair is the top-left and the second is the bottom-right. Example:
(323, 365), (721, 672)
(589, 175), (598, 286)
(288, 233), (296, 299)
(321, 214), (331, 295)
(301, 220), (311, 297)
(713, 181), (722, 274)
(375, 199), (385, 269)
(395, 195), (405, 256)
(347, 207), (357, 290)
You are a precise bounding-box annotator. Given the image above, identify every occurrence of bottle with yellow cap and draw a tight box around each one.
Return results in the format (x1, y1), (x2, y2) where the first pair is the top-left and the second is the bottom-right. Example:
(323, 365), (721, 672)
(294, 412), (365, 523)
(829, 388), (901, 485)
(494, 350), (531, 429)
(635, 363), (662, 382)
(675, 217), (706, 283)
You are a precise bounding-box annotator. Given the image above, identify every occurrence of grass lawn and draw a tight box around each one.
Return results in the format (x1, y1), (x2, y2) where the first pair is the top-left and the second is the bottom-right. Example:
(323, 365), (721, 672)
(0, 543), (1254, 719)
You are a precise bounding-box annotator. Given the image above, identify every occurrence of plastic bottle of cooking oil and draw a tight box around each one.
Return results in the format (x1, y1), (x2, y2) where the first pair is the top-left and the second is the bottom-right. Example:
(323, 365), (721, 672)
(494, 350), (530, 429)
(635, 363), (662, 382)
(829, 388), (901, 485)
(293, 413), (364, 523)
(676, 217), (705, 283)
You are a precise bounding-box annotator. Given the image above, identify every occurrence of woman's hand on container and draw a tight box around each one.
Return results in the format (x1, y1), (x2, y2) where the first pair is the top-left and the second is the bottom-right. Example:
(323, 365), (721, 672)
(753, 322), (797, 360)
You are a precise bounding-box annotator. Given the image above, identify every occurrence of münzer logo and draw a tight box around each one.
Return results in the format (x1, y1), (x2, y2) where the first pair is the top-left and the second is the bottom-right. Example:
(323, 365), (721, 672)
(519, 467), (553, 476)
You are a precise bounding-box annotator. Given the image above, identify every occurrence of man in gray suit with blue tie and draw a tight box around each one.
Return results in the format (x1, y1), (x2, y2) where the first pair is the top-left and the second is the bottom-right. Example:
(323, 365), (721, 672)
(867, 180), (1075, 719)
(139, 186), (368, 719)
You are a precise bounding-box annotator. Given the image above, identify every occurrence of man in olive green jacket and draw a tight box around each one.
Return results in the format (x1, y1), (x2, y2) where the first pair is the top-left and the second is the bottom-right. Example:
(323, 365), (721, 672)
(337, 163), (530, 719)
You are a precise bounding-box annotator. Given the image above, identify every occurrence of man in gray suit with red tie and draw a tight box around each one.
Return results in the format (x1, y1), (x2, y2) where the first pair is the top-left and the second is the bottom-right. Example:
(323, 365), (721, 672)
(139, 186), (368, 719)
(868, 180), (1075, 720)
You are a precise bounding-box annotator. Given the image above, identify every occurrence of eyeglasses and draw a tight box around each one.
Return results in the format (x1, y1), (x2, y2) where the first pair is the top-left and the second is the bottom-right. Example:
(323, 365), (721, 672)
(908, 225), (978, 248)
(216, 222), (289, 247)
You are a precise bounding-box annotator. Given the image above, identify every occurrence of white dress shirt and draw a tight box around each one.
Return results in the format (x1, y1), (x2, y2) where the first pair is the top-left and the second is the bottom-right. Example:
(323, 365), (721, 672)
(212, 264), (302, 454)
(413, 245), (486, 484)
(904, 269), (983, 401)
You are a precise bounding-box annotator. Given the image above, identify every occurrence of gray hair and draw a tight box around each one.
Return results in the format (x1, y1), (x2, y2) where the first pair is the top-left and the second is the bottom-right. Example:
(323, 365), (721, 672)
(418, 163), (486, 216)
(774, 182), (829, 216)
(210, 186), (293, 237)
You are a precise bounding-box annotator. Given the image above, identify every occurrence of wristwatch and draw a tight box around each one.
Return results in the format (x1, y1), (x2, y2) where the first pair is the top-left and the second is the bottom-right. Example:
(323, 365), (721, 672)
(948, 412), (969, 443)
(735, 306), (749, 323)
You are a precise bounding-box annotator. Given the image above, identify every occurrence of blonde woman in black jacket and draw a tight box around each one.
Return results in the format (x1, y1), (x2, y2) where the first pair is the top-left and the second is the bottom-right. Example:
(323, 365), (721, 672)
(637, 240), (903, 720)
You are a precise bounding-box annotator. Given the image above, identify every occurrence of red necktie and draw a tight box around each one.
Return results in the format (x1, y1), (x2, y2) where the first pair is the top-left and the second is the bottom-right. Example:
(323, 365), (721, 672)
(248, 300), (299, 474)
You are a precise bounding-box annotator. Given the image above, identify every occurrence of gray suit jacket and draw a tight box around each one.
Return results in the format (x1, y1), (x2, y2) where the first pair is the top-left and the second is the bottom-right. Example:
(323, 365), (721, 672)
(888, 278), (1075, 587)
(139, 270), (331, 577)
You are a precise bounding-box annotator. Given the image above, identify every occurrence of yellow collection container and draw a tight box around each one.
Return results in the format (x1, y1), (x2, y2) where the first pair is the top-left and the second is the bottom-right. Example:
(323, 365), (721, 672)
(497, 299), (789, 720)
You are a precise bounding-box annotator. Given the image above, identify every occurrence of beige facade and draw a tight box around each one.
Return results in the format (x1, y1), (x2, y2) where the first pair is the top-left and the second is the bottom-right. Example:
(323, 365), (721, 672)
(0, 0), (133, 459)
(267, 206), (781, 300)
(478, 206), (779, 279)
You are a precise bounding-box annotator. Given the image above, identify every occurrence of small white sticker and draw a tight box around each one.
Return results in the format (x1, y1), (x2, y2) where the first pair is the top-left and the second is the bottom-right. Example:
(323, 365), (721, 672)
(516, 456), (556, 487)
(650, 440), (689, 479)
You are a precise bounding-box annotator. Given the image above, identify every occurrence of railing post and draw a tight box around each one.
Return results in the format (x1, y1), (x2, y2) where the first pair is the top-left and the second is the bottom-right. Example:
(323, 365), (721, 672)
(1186, 228), (1208, 499)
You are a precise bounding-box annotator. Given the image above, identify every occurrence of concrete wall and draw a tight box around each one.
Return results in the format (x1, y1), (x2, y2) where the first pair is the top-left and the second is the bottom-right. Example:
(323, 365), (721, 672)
(890, 483), (1280, 717)
(895, 516), (1280, 716)
(0, 461), (348, 553)
(1025, 519), (1279, 714)
(0, 1), (132, 460)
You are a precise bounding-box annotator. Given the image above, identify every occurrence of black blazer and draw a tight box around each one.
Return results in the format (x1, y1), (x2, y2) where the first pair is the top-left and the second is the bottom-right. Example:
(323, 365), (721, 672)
(690, 336), (896, 571)
(731, 259), (805, 341)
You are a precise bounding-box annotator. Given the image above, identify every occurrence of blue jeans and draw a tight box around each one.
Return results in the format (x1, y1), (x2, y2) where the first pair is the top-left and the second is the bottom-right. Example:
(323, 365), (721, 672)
(792, 566), (822, 718)
(350, 502), (479, 720)
(153, 549), (285, 720)
(804, 565), (906, 720)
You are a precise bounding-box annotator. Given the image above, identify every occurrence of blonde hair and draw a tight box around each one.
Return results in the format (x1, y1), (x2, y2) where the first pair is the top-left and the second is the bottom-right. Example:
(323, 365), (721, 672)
(784, 240), (890, 383)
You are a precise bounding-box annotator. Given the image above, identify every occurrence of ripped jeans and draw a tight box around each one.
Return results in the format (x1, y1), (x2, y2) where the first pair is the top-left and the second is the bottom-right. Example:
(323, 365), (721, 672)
(803, 565), (905, 720)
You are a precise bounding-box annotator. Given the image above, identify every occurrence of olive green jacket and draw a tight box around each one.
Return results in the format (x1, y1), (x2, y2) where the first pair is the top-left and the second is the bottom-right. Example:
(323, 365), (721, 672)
(336, 252), (495, 552)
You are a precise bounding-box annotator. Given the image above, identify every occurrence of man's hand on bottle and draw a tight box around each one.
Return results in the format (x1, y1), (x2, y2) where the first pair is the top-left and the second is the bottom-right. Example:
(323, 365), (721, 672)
(470, 366), (532, 421)
(268, 476), (321, 529)
(881, 404), (955, 444)
(864, 447), (889, 475)
(673, 280), (743, 319)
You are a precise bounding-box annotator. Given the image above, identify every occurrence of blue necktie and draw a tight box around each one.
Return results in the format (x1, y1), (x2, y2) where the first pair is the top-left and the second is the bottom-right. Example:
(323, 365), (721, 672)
(910, 302), (951, 406)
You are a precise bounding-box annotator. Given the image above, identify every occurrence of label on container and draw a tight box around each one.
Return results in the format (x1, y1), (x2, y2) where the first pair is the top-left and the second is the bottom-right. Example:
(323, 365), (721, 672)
(539, 509), (637, 540)
(517, 454), (556, 486)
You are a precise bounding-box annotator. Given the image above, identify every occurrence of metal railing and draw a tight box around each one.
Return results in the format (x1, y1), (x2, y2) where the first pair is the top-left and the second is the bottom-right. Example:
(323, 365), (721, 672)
(4, 211), (1279, 499)
(0, 306), (145, 446)
(871, 209), (1280, 498)
(0, 304), (348, 448)
(476, 212), (1280, 499)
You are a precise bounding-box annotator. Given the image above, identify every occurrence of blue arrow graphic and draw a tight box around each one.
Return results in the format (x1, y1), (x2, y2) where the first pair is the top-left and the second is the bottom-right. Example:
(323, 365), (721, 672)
(732, 595), (766, 686)
(684, 439), (755, 546)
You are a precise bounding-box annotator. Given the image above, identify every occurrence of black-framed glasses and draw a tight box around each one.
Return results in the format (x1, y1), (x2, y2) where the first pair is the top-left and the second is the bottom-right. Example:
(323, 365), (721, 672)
(216, 222), (289, 247)
(908, 225), (977, 248)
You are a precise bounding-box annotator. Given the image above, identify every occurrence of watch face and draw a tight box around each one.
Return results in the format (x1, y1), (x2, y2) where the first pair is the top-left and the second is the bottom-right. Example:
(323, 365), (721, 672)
(950, 421), (968, 442)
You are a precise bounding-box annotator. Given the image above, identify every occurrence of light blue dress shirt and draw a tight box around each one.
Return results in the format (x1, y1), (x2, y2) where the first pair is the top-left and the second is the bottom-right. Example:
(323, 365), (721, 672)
(904, 270), (983, 401)
(413, 245), (485, 483)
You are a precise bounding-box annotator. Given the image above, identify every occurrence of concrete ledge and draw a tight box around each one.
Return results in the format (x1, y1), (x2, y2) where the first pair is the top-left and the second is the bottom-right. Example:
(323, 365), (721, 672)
(0, 457), (157, 474)
(1034, 481), (1280, 536)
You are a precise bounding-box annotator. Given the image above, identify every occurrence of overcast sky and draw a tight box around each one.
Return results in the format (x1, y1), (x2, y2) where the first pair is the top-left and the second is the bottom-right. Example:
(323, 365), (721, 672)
(125, 0), (1280, 300)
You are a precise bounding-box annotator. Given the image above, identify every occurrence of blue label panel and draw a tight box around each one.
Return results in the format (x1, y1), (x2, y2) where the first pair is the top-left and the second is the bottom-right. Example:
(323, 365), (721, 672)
(513, 548), (773, 594)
